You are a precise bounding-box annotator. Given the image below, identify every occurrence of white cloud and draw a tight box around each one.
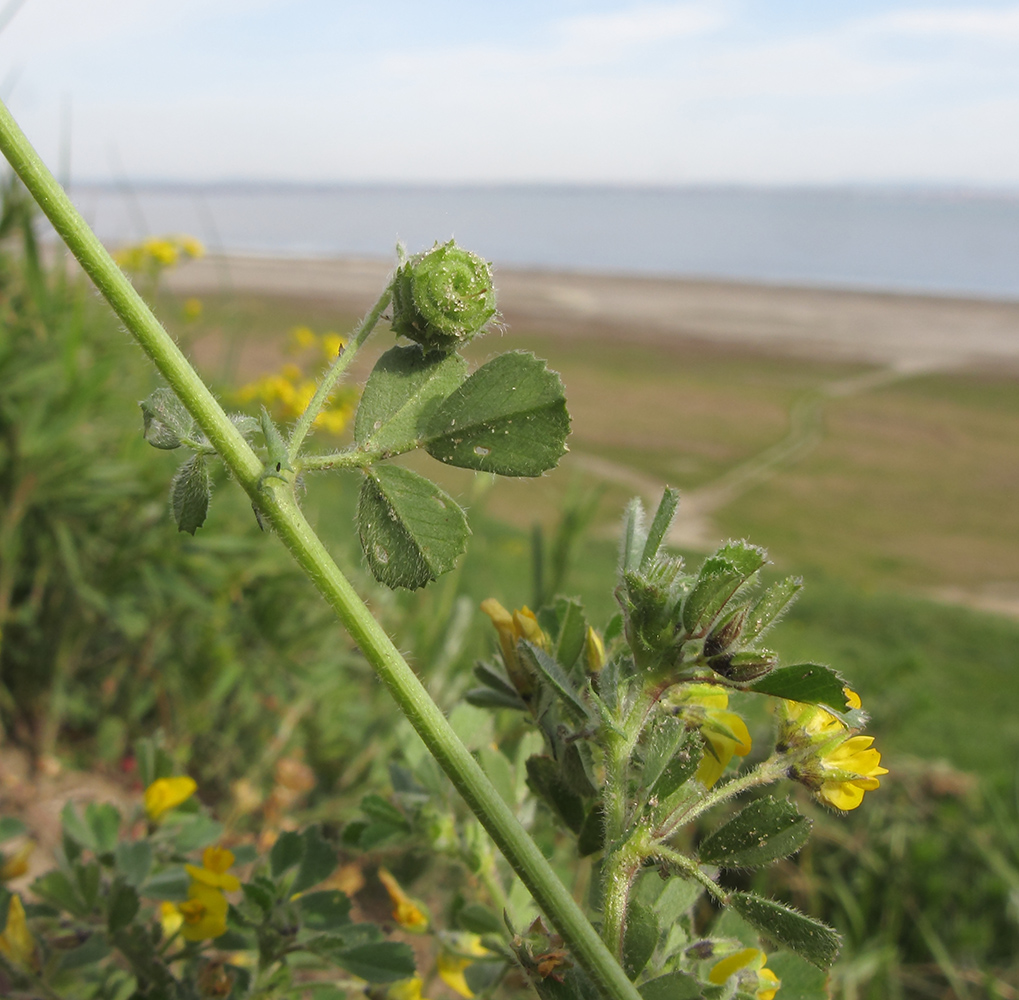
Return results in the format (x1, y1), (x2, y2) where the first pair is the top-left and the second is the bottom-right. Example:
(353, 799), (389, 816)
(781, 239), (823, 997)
(861, 6), (1019, 42)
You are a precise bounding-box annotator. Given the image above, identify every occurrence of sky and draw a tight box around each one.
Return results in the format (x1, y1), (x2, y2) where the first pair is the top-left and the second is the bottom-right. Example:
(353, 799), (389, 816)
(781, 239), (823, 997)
(2, 0), (1019, 187)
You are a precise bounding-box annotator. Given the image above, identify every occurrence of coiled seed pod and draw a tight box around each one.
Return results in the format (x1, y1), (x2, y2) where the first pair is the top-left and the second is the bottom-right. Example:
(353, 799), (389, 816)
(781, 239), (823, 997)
(391, 240), (497, 352)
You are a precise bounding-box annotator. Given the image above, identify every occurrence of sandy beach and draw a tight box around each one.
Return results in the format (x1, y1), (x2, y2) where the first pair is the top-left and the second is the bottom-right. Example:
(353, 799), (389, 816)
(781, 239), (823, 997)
(164, 253), (1019, 372)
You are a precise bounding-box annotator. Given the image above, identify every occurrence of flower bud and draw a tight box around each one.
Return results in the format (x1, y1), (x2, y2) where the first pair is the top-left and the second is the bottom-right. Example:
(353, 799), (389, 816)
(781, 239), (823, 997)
(391, 241), (497, 353)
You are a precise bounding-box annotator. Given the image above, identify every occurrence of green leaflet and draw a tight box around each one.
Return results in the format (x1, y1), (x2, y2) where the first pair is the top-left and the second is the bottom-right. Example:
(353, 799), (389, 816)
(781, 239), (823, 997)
(355, 345), (468, 455)
(357, 464), (470, 590)
(727, 892), (841, 970)
(170, 454), (211, 535)
(699, 797), (811, 868)
(425, 351), (570, 477)
(140, 388), (193, 449)
(749, 663), (849, 715)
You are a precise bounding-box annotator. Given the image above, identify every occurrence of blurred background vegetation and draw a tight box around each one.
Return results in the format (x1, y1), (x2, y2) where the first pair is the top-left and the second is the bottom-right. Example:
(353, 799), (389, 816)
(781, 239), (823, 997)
(2, 179), (1018, 999)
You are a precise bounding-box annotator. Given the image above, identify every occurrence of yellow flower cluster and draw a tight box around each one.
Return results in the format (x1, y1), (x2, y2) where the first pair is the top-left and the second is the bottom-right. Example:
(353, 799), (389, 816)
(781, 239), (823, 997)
(160, 846), (238, 942)
(113, 234), (205, 275)
(234, 326), (357, 438)
(666, 683), (753, 787)
(708, 947), (780, 999)
(782, 689), (888, 811)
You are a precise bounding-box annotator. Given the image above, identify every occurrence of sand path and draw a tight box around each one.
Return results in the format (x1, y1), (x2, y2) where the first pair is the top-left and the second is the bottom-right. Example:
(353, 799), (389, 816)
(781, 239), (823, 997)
(165, 254), (1019, 371)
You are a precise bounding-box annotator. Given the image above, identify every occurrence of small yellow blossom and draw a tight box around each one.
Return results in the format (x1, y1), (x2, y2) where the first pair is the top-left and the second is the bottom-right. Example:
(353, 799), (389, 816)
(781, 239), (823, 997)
(0, 840), (34, 881)
(289, 325), (318, 350)
(145, 776), (197, 821)
(816, 735), (888, 811)
(584, 625), (605, 674)
(709, 947), (780, 999)
(177, 881), (229, 941)
(480, 599), (549, 697)
(437, 933), (491, 998)
(377, 868), (429, 932)
(159, 900), (184, 938)
(783, 688), (887, 810)
(186, 846), (241, 892)
(321, 332), (346, 359)
(0, 894), (37, 970)
(387, 977), (429, 1000)
(183, 297), (203, 321)
(667, 684), (752, 787)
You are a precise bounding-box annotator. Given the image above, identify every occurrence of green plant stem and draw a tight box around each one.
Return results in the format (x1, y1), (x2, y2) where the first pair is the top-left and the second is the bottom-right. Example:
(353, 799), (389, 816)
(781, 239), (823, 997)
(600, 831), (643, 961)
(299, 447), (377, 472)
(0, 98), (641, 1000)
(652, 844), (726, 904)
(286, 289), (391, 463)
(654, 754), (790, 841)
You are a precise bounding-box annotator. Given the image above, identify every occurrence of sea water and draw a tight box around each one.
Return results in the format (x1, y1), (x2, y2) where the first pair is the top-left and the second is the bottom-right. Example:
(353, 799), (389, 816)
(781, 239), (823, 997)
(64, 183), (1019, 300)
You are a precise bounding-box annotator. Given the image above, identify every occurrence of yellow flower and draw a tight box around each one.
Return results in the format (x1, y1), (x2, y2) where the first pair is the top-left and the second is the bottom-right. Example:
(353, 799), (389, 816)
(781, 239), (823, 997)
(584, 625), (605, 674)
(0, 840), (34, 881)
(320, 332), (346, 359)
(783, 687), (887, 810)
(437, 933), (491, 998)
(159, 900), (184, 938)
(377, 868), (429, 932)
(183, 297), (203, 321)
(480, 599), (548, 697)
(816, 735), (888, 811)
(667, 684), (752, 787)
(185, 846), (241, 892)
(178, 235), (205, 259)
(177, 881), (229, 941)
(387, 977), (429, 1000)
(144, 776), (197, 821)
(313, 407), (352, 435)
(0, 894), (37, 970)
(709, 947), (780, 999)
(289, 325), (318, 350)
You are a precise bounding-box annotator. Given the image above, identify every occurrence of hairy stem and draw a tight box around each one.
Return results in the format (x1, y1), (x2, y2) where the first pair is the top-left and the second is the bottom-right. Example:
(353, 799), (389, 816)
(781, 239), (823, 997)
(286, 288), (391, 462)
(0, 97), (641, 1000)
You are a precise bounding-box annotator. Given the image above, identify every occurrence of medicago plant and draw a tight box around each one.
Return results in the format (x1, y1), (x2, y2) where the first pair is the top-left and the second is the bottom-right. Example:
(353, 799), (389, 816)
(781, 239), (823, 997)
(0, 98), (885, 1000)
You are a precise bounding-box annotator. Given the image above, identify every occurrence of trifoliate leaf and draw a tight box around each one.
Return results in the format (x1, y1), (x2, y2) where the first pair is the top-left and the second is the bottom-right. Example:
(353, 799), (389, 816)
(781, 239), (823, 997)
(699, 797), (811, 868)
(357, 464), (469, 590)
(356, 345), (468, 454)
(170, 454), (211, 534)
(727, 892), (841, 969)
(140, 388), (193, 449)
(424, 351), (570, 477)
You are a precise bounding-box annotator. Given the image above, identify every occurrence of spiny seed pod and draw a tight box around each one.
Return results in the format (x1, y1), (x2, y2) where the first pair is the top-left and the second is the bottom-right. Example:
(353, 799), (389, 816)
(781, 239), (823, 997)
(391, 240), (497, 353)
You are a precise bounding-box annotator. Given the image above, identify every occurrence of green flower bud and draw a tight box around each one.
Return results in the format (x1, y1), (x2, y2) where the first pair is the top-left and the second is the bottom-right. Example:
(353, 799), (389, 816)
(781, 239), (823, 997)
(391, 240), (497, 353)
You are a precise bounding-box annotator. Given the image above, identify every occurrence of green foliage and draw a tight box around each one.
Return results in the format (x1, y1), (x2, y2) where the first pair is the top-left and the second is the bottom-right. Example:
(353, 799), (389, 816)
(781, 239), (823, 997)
(0, 761), (413, 999)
